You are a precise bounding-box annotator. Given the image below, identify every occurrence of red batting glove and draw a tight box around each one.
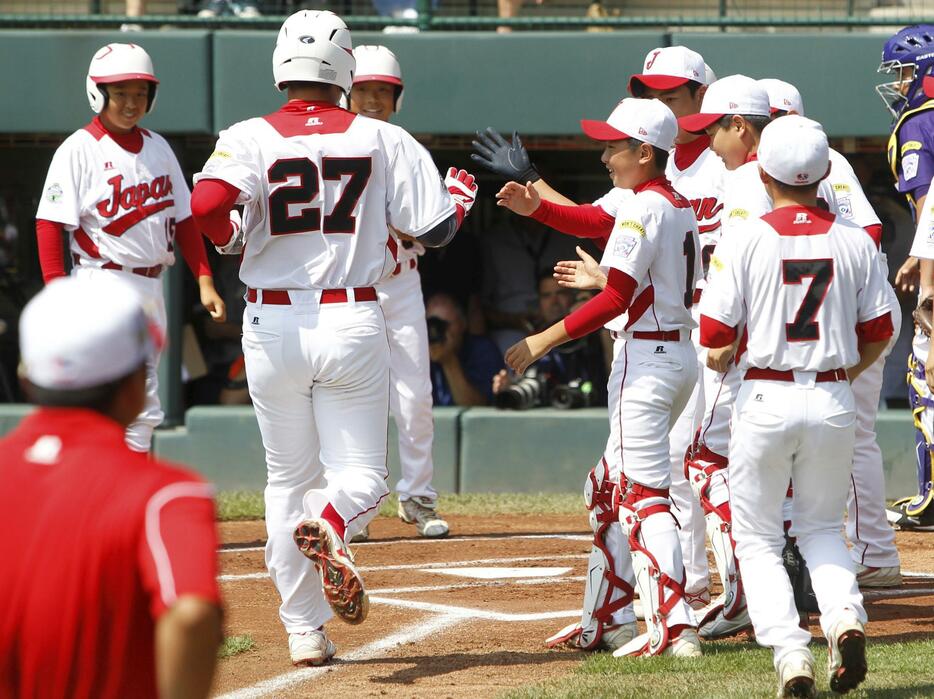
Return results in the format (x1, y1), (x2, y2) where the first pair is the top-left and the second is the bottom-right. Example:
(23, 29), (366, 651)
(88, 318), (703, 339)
(445, 167), (478, 219)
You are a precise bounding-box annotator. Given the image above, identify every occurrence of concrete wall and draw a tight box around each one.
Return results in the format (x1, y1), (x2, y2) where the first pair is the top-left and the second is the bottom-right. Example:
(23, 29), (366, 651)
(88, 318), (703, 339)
(0, 404), (920, 497)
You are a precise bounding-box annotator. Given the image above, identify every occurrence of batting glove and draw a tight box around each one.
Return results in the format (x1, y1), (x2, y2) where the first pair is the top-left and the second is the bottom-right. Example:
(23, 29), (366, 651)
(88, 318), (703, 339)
(216, 209), (244, 255)
(470, 127), (540, 183)
(445, 167), (478, 218)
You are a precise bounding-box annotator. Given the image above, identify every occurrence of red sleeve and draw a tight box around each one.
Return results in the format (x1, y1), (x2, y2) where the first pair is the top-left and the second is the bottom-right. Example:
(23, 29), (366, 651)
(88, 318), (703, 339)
(174, 216), (212, 278)
(530, 201), (615, 241)
(856, 311), (894, 344)
(863, 224), (882, 249)
(563, 268), (638, 339)
(190, 178), (241, 247)
(699, 314), (738, 348)
(138, 481), (221, 618)
(36, 219), (67, 284)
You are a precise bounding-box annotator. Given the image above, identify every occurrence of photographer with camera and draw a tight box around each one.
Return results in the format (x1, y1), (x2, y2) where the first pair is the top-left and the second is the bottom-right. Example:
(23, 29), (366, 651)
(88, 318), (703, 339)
(426, 293), (504, 406)
(493, 273), (608, 410)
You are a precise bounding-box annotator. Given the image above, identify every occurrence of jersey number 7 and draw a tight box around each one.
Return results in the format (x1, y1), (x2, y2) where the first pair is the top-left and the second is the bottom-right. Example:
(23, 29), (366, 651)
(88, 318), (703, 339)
(782, 259), (834, 342)
(267, 157), (372, 236)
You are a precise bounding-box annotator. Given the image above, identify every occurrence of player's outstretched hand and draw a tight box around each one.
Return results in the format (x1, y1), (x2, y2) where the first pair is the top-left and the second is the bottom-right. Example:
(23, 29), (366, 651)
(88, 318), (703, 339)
(492, 368), (511, 394)
(896, 255), (920, 294)
(445, 167), (478, 217)
(706, 344), (735, 373)
(199, 277), (227, 323)
(554, 246), (606, 290)
(496, 181), (541, 217)
(470, 128), (540, 183)
(505, 333), (549, 375)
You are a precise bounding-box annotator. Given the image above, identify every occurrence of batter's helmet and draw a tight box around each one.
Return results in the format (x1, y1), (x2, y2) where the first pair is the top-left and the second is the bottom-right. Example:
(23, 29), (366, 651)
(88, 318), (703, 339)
(86, 43), (159, 114)
(877, 25), (934, 118)
(352, 45), (404, 111)
(272, 10), (355, 94)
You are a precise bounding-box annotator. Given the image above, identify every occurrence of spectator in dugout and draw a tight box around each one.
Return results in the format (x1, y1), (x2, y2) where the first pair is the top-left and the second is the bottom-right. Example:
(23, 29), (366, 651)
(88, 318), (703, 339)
(0, 276), (222, 699)
(426, 292), (504, 406)
(493, 272), (609, 407)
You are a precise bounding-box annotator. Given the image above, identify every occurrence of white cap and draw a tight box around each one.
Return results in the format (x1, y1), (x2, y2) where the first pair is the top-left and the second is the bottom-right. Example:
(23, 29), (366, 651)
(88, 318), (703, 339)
(629, 46), (707, 95)
(581, 98), (678, 151)
(704, 63), (717, 85)
(19, 276), (164, 391)
(757, 115), (829, 187)
(678, 74), (771, 133)
(758, 78), (805, 116)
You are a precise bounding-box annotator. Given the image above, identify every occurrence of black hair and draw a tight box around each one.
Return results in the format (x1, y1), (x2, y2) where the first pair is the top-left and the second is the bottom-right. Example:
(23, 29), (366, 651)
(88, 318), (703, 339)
(625, 138), (670, 173)
(630, 78), (704, 99)
(716, 113), (771, 136)
(685, 79), (704, 97)
(23, 364), (144, 413)
(97, 82), (157, 112)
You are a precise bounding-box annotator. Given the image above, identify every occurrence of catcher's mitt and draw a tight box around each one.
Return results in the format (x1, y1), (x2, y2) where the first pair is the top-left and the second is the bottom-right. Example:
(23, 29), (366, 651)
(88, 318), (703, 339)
(913, 295), (934, 337)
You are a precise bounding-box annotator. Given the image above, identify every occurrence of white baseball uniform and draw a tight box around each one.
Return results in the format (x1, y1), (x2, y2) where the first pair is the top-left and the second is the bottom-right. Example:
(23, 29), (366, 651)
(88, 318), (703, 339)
(700, 204), (893, 664)
(36, 119), (194, 452)
(599, 177), (701, 640)
(195, 100), (455, 633)
(376, 232), (437, 501)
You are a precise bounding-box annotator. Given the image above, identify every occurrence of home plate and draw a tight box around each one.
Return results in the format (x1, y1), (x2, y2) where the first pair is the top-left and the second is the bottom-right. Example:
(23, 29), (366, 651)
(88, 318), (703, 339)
(421, 566), (572, 580)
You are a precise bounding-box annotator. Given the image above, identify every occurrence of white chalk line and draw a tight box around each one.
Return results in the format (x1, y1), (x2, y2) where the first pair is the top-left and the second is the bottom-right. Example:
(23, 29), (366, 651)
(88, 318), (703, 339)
(369, 595), (581, 622)
(219, 532), (591, 554)
(215, 612), (462, 699)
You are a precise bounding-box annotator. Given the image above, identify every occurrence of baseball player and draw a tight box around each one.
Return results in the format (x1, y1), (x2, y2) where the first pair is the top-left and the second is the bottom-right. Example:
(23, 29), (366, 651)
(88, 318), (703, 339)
(35, 42), (226, 453)
(699, 115), (894, 697)
(190, 10), (476, 666)
(499, 98), (703, 658)
(348, 45), (449, 541)
(0, 276), (222, 699)
(762, 79), (905, 580)
(877, 26), (934, 530)
(475, 47), (723, 650)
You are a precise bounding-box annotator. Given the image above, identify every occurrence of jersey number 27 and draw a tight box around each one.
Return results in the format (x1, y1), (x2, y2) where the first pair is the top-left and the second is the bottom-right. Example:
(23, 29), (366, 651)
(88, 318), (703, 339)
(267, 157), (372, 236)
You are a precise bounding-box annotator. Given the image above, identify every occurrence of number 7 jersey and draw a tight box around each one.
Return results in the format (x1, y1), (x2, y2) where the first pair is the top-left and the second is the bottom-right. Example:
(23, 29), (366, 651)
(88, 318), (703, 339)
(195, 100), (455, 290)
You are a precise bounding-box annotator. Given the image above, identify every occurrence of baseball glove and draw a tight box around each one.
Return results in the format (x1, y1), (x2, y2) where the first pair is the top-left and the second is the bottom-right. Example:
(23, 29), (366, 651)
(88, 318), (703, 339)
(914, 295), (934, 336)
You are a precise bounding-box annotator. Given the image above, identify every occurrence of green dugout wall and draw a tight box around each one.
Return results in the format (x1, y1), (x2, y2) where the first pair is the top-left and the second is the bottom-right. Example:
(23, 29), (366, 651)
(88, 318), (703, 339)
(0, 30), (891, 137)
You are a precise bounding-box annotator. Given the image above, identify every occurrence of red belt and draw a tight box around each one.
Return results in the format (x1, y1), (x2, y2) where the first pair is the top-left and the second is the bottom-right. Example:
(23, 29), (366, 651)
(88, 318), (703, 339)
(74, 254), (163, 279)
(392, 258), (417, 276)
(631, 330), (682, 341)
(744, 368), (847, 383)
(246, 287), (378, 305)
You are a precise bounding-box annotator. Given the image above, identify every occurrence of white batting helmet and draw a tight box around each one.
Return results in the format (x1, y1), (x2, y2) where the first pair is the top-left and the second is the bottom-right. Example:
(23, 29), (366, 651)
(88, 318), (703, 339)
(272, 10), (355, 94)
(86, 43), (159, 114)
(353, 45), (404, 111)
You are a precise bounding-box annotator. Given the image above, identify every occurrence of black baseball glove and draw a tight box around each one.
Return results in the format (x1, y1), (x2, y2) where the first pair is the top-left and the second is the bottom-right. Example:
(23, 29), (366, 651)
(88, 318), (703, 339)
(470, 128), (540, 183)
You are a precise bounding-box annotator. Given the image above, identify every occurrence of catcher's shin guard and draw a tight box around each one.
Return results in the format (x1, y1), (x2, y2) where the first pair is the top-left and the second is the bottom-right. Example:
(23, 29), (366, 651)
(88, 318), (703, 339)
(902, 355), (934, 520)
(614, 483), (692, 657)
(546, 459), (635, 650)
(685, 446), (745, 626)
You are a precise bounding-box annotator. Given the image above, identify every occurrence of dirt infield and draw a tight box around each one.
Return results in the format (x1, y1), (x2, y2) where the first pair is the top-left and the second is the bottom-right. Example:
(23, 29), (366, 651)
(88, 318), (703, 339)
(214, 515), (934, 698)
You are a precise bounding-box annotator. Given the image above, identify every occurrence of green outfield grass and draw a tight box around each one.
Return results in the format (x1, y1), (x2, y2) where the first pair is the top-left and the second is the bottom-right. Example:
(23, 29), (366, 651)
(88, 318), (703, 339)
(502, 639), (934, 699)
(219, 635), (256, 659)
(216, 491), (583, 521)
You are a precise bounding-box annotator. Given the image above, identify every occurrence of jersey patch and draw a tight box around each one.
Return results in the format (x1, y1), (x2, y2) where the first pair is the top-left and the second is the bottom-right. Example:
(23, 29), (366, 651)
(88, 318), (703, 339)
(728, 208), (749, 220)
(902, 140), (923, 155)
(45, 183), (63, 203)
(618, 219), (646, 237)
(209, 149), (232, 160)
(613, 234), (639, 258)
(832, 183), (851, 193)
(836, 197), (852, 218)
(903, 152), (920, 181)
(709, 254), (724, 272)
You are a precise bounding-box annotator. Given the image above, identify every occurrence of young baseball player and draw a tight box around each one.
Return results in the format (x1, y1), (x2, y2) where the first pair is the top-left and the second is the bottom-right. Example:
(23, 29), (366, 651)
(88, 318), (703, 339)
(699, 115), (894, 697)
(499, 98), (703, 658)
(190, 11), (477, 666)
(877, 28), (934, 529)
(475, 48), (723, 650)
(762, 79), (904, 580)
(348, 44), (449, 541)
(35, 42), (226, 453)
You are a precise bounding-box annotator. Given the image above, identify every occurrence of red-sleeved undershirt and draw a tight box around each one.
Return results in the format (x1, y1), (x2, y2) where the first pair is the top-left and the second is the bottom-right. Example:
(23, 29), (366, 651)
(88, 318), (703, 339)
(856, 311), (894, 344)
(190, 179), (241, 247)
(863, 223), (883, 249)
(530, 200), (614, 245)
(563, 268), (638, 339)
(700, 311), (894, 348)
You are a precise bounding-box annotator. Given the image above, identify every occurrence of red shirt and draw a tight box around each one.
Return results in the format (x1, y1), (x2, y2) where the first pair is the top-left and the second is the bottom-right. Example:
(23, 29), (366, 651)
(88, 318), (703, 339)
(0, 409), (221, 699)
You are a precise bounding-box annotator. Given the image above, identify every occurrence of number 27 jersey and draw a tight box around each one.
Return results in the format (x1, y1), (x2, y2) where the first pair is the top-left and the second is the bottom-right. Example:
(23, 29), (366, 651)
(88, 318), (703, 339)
(195, 101), (455, 290)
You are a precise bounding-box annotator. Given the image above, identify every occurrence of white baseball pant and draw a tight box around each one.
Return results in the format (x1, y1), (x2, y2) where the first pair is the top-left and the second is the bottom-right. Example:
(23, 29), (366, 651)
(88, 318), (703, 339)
(730, 375), (866, 666)
(242, 289), (391, 633)
(697, 360), (741, 460)
(847, 303), (901, 568)
(376, 262), (436, 501)
(74, 266), (165, 453)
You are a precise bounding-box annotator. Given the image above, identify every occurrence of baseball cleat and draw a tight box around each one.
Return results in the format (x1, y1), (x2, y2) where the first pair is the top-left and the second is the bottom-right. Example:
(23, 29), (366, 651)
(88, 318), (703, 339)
(855, 563), (901, 588)
(776, 648), (817, 698)
(665, 628), (703, 657)
(698, 602), (753, 639)
(288, 629), (336, 666)
(293, 518), (369, 625)
(398, 496), (450, 538)
(600, 622), (639, 652)
(827, 615), (867, 694)
(885, 498), (934, 531)
(349, 524), (369, 544)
